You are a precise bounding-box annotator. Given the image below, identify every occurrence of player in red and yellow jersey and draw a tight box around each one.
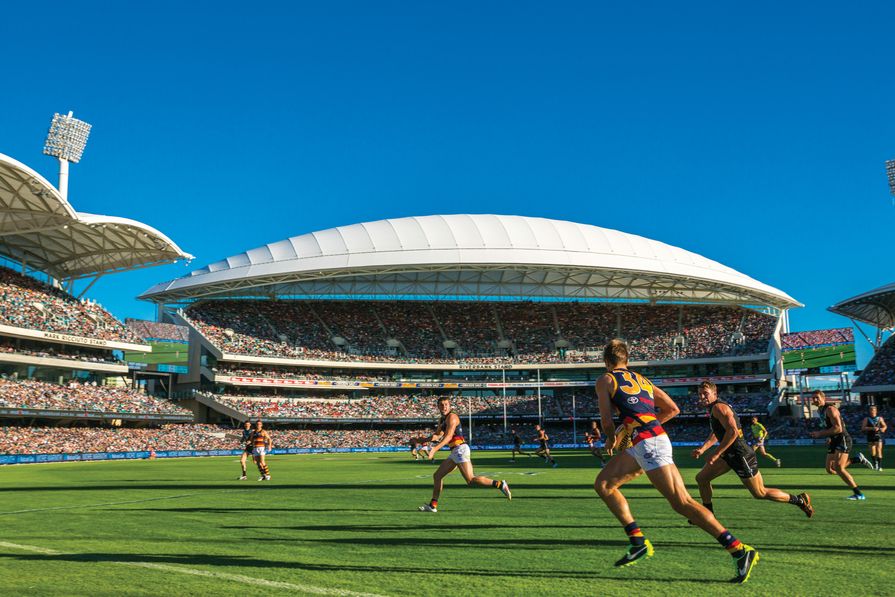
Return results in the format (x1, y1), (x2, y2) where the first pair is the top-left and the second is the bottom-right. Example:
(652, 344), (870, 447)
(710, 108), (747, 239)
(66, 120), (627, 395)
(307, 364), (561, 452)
(594, 339), (759, 583)
(418, 396), (511, 512)
(250, 420), (273, 481)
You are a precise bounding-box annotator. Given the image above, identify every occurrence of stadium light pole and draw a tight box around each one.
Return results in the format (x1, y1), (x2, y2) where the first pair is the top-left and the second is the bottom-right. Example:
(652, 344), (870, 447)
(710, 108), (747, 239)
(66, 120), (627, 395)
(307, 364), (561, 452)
(43, 111), (92, 201)
(886, 159), (895, 206)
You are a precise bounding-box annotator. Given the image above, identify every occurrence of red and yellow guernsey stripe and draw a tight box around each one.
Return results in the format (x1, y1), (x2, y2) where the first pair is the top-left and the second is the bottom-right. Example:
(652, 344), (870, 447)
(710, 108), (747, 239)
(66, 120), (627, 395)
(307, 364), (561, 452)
(622, 415), (666, 445)
(448, 435), (466, 448)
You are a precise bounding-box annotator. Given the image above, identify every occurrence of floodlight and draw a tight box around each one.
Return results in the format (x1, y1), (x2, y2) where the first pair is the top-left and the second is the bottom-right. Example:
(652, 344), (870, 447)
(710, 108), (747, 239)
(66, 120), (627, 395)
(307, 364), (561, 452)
(886, 159), (895, 197)
(43, 112), (92, 163)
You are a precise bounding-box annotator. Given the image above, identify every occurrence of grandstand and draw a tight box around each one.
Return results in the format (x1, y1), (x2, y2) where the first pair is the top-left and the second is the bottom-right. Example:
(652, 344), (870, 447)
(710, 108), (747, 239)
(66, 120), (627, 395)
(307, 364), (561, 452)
(141, 215), (797, 442)
(0, 151), (191, 427)
(830, 282), (895, 396)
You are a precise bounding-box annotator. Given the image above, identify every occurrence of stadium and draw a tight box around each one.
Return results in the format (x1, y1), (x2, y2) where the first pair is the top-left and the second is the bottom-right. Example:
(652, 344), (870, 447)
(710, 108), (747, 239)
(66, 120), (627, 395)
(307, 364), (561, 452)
(3, 131), (892, 592)
(2, 11), (894, 592)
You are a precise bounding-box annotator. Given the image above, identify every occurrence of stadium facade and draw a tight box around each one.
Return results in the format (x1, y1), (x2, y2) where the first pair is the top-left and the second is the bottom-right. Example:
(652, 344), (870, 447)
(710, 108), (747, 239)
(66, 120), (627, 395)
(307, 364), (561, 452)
(142, 215), (800, 437)
(830, 282), (895, 398)
(0, 151), (192, 426)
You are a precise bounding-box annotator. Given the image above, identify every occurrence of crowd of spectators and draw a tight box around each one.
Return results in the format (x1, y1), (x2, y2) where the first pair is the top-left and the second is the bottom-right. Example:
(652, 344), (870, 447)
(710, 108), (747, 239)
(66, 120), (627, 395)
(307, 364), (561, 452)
(185, 300), (777, 364)
(0, 425), (434, 455)
(0, 378), (190, 416)
(3, 404), (887, 455)
(0, 267), (140, 343)
(782, 328), (853, 350)
(207, 393), (542, 420)
(126, 319), (189, 342)
(856, 335), (895, 387)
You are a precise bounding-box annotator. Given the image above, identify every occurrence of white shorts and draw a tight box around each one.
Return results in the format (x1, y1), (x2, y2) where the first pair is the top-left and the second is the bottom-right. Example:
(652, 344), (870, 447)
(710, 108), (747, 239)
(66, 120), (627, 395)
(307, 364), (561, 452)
(449, 443), (471, 464)
(625, 434), (674, 472)
(252, 447), (267, 457)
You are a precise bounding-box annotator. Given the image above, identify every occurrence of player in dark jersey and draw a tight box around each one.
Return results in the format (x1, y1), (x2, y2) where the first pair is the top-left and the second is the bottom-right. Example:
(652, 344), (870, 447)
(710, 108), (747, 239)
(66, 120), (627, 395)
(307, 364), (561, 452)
(534, 424), (557, 467)
(509, 428), (531, 463)
(692, 381), (813, 517)
(861, 405), (887, 471)
(238, 420), (252, 480)
(809, 391), (865, 500)
(418, 396), (511, 512)
(594, 339), (758, 583)
(584, 420), (607, 465)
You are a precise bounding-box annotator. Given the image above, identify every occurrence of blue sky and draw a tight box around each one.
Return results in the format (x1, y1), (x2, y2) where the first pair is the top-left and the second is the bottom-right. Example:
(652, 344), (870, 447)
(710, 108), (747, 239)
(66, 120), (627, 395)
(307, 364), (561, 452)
(1, 2), (892, 365)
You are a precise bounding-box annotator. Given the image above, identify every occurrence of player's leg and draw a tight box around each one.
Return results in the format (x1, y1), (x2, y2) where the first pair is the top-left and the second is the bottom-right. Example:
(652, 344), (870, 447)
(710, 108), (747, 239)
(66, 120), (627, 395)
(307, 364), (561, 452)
(420, 456), (456, 511)
(256, 452), (270, 479)
(646, 462), (758, 582)
(741, 472), (814, 516)
(594, 450), (643, 525)
(456, 460), (511, 499)
(594, 450), (654, 566)
(757, 444), (780, 466)
(545, 448), (557, 466)
(239, 451), (248, 479)
(870, 441), (882, 469)
(831, 452), (864, 499)
(694, 457), (731, 513)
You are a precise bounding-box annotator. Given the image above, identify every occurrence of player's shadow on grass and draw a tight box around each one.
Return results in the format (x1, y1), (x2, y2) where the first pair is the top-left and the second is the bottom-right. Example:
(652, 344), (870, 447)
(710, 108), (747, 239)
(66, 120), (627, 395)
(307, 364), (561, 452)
(115, 506), (406, 514)
(0, 553), (729, 583)
(222, 522), (625, 532)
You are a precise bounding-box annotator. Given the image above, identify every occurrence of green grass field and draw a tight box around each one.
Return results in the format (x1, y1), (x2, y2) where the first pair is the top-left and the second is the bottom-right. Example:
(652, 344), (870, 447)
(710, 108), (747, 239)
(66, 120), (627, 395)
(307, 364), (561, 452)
(0, 447), (891, 596)
(783, 344), (856, 371)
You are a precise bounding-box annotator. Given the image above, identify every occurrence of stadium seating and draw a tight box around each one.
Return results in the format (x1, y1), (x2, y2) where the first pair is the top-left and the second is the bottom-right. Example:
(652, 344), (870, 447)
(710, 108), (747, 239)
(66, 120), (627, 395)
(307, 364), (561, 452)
(0, 267), (140, 343)
(185, 300), (776, 364)
(206, 393), (542, 419)
(0, 425), (435, 454)
(0, 378), (191, 416)
(856, 335), (895, 387)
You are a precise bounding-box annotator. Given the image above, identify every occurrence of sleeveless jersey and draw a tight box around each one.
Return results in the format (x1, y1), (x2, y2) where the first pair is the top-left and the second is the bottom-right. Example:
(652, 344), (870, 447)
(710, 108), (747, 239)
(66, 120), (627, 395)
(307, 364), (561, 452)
(241, 428), (253, 446)
(820, 404), (849, 443)
(708, 401), (750, 456)
(252, 430), (268, 448)
(867, 416), (884, 439)
(437, 411), (465, 447)
(606, 368), (665, 445)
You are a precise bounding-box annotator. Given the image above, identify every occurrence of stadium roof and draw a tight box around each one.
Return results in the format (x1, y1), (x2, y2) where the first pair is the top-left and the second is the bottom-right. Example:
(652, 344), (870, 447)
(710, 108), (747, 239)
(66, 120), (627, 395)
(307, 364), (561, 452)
(0, 153), (192, 280)
(141, 214), (800, 309)
(829, 282), (895, 330)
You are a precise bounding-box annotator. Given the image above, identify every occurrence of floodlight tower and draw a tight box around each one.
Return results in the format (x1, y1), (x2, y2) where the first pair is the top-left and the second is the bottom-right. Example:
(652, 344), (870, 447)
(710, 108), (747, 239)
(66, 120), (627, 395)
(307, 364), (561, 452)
(886, 159), (895, 206)
(42, 111), (92, 201)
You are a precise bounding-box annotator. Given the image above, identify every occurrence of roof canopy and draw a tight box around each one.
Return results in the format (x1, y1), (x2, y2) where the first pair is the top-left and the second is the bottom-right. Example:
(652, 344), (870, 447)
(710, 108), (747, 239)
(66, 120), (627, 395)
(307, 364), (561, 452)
(829, 282), (895, 330)
(142, 214), (799, 309)
(0, 153), (192, 280)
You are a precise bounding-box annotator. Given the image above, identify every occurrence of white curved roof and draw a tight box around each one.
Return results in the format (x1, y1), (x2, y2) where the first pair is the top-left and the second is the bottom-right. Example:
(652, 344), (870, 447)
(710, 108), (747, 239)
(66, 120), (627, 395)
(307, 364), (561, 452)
(829, 282), (895, 330)
(0, 153), (192, 279)
(141, 214), (799, 308)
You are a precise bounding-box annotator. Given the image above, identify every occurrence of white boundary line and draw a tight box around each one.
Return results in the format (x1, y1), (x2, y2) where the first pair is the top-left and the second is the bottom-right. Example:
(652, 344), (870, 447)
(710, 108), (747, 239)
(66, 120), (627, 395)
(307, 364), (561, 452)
(0, 541), (384, 596)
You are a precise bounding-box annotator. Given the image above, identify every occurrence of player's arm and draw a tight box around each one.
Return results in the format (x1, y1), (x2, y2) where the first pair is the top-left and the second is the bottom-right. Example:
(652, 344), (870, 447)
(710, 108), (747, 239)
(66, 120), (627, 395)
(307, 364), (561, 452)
(692, 432), (718, 459)
(265, 430), (273, 450)
(427, 414), (457, 458)
(810, 407), (843, 438)
(652, 385), (680, 424)
(879, 418), (888, 433)
(706, 403), (739, 465)
(596, 374), (616, 450)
